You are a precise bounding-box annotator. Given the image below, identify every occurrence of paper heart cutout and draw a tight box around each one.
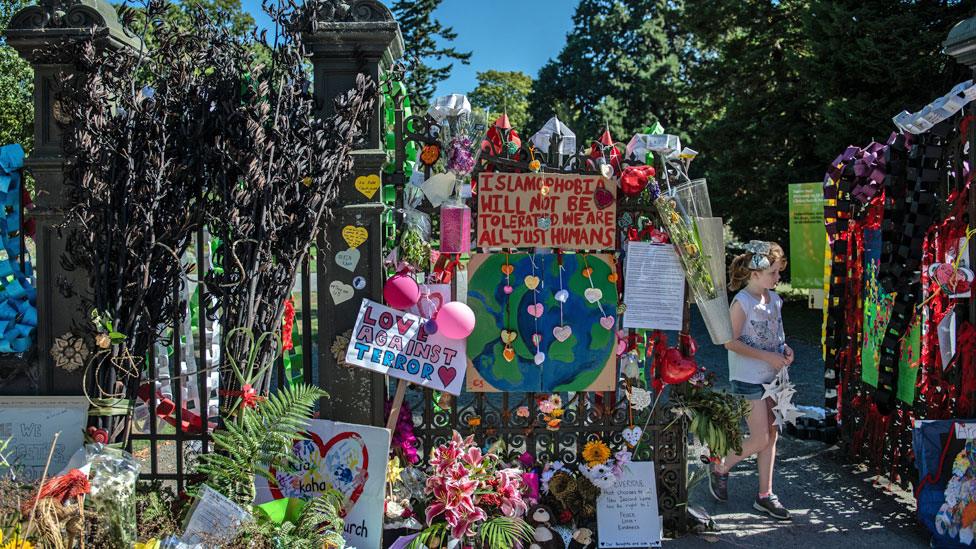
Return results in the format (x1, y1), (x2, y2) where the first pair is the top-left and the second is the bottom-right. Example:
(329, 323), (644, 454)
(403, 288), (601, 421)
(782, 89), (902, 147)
(553, 325), (572, 342)
(334, 248), (361, 272)
(503, 346), (516, 362)
(594, 184), (615, 210)
(622, 426), (643, 447)
(524, 275), (540, 290)
(501, 264), (514, 275)
(599, 315), (615, 330)
(532, 333), (542, 346)
(329, 280), (354, 305)
(342, 225), (368, 249)
(437, 366), (457, 388)
(584, 287), (603, 303)
(534, 352), (546, 365)
(500, 330), (518, 344)
(608, 273), (619, 283)
(555, 289), (569, 303)
(618, 211), (634, 229)
(503, 285), (513, 294)
(617, 337), (628, 356)
(600, 164), (614, 179)
(582, 267), (593, 278)
(354, 174), (381, 199)
(527, 303), (544, 318)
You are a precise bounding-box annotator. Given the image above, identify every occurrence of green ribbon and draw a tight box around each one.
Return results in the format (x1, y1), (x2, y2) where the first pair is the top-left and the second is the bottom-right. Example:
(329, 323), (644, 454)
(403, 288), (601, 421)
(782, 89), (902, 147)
(254, 497), (307, 525)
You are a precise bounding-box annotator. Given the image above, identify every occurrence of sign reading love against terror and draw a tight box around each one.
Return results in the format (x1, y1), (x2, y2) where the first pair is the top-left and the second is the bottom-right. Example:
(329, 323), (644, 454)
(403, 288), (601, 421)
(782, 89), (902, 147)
(345, 298), (467, 395)
(476, 172), (617, 250)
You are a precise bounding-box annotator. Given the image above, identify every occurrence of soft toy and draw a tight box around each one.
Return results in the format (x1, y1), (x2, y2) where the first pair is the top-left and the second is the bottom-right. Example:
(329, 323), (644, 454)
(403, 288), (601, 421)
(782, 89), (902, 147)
(527, 504), (565, 549)
(567, 525), (596, 549)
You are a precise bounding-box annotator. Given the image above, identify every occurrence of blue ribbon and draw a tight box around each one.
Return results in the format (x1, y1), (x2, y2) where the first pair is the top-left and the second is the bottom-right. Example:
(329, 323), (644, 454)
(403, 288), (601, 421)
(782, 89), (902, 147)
(0, 144), (35, 353)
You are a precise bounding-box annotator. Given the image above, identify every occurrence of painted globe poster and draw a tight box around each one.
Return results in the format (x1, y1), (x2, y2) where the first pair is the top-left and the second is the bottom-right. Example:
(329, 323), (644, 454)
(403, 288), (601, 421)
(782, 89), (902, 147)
(466, 253), (617, 392)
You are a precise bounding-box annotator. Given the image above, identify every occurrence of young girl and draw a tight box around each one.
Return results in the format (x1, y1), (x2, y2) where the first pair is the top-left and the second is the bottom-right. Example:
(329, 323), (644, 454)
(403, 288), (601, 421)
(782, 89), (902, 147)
(708, 240), (794, 520)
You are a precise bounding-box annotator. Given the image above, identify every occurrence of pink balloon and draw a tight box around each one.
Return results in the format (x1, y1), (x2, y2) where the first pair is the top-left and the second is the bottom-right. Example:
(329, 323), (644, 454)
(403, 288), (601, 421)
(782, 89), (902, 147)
(437, 301), (475, 339)
(383, 272), (420, 310)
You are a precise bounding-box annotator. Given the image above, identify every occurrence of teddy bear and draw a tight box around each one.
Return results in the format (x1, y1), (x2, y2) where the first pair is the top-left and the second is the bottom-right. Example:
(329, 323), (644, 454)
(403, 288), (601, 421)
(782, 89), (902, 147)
(527, 504), (565, 549)
(567, 524), (596, 549)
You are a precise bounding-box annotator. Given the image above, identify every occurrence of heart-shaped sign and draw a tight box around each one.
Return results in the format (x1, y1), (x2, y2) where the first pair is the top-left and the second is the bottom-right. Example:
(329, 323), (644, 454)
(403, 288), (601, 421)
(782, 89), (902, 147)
(622, 426), (643, 447)
(500, 330), (518, 344)
(553, 325), (572, 342)
(503, 346), (516, 362)
(269, 431), (369, 514)
(342, 226), (368, 249)
(354, 174), (381, 199)
(534, 351), (546, 365)
(524, 275), (540, 290)
(584, 287), (603, 303)
(555, 289), (569, 303)
(599, 315), (615, 330)
(437, 366), (457, 388)
(527, 303), (544, 318)
(329, 281), (354, 305)
(334, 248), (361, 272)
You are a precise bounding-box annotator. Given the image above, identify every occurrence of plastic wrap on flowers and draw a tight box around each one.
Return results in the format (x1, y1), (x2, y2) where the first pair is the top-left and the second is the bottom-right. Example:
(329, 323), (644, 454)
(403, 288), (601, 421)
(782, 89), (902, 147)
(695, 217), (732, 344)
(87, 444), (140, 547)
(655, 179), (719, 302)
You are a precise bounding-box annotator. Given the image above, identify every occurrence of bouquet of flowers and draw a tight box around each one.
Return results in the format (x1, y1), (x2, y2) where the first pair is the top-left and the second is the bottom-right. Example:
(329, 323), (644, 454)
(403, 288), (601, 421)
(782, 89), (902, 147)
(411, 432), (533, 548)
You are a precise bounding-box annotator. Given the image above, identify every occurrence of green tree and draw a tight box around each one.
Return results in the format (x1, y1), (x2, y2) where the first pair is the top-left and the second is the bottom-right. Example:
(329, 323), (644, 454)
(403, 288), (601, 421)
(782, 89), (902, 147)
(468, 70), (533, 130)
(0, 0), (34, 152)
(392, 0), (471, 111)
(526, 0), (689, 142)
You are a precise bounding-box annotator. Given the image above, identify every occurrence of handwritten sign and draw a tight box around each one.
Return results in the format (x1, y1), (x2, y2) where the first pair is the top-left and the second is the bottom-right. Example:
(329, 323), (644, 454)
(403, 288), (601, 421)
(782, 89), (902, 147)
(596, 461), (662, 548)
(477, 173), (616, 250)
(182, 485), (251, 545)
(0, 396), (88, 480)
(254, 419), (390, 549)
(345, 298), (467, 395)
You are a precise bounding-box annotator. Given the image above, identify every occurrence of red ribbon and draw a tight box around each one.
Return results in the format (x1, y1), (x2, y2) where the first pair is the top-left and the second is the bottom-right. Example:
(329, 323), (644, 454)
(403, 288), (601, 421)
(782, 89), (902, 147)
(221, 384), (264, 409)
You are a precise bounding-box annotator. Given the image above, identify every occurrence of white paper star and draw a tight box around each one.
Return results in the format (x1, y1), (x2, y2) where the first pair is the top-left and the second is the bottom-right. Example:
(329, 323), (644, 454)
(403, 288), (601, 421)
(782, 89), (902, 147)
(763, 368), (800, 430)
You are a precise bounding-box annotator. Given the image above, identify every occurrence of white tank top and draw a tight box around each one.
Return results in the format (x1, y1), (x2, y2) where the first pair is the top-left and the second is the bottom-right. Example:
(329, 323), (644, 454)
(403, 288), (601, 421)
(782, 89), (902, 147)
(728, 290), (785, 384)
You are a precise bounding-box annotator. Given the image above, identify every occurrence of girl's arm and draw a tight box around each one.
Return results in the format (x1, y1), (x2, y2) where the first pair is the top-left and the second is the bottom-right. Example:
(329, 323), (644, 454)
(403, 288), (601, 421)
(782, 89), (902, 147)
(723, 301), (788, 369)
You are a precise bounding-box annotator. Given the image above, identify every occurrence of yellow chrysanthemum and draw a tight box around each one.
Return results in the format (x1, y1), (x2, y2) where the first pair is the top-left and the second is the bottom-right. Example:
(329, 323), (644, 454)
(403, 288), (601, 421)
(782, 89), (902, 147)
(582, 440), (611, 466)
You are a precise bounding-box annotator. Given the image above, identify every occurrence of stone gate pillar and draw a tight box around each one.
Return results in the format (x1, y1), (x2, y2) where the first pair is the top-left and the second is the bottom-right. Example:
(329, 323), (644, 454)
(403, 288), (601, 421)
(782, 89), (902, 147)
(302, 1), (403, 425)
(5, 0), (139, 394)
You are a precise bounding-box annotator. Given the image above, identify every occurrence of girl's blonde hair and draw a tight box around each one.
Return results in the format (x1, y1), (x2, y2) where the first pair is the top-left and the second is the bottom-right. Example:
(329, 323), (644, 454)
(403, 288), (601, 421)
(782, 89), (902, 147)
(728, 241), (786, 291)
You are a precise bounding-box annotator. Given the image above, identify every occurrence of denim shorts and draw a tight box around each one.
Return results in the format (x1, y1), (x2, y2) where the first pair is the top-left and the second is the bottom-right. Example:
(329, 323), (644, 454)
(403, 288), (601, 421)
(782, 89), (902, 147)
(730, 380), (766, 401)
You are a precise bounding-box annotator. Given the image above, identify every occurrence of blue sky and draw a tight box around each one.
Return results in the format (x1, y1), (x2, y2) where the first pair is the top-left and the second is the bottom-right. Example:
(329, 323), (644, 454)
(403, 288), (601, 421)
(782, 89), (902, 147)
(241, 0), (577, 97)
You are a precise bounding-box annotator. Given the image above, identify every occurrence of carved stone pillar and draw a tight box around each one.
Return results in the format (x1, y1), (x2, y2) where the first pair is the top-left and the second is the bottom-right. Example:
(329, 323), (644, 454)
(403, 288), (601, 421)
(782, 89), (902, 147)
(302, 1), (403, 425)
(6, 0), (140, 394)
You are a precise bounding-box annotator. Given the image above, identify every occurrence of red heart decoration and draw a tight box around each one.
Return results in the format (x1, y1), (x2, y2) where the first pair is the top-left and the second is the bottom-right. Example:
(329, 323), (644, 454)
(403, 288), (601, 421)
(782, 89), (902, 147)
(660, 347), (697, 385)
(620, 165), (656, 197)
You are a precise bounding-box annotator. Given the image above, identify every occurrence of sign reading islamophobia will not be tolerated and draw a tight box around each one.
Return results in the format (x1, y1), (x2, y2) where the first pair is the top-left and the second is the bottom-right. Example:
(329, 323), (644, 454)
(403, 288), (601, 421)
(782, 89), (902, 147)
(344, 298), (467, 395)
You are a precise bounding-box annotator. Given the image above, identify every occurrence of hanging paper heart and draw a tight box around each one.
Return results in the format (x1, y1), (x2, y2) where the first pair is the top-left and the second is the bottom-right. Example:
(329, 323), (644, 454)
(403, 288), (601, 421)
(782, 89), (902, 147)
(503, 285), (513, 295)
(555, 289), (569, 303)
(616, 331), (628, 356)
(584, 288), (603, 303)
(593, 181), (615, 210)
(553, 325), (572, 342)
(524, 275), (540, 290)
(582, 267), (593, 278)
(500, 330), (518, 344)
(526, 303), (544, 318)
(532, 333), (543, 346)
(599, 315), (615, 330)
(503, 346), (516, 362)
(534, 352), (546, 365)
(622, 426), (643, 447)
(608, 273), (619, 283)
(501, 264), (514, 275)
(354, 174), (381, 199)
(660, 347), (697, 385)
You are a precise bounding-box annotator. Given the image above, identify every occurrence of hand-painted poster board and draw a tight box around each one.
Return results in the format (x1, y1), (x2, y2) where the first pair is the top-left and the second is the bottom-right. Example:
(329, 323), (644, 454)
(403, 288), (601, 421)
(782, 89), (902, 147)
(861, 228), (920, 404)
(254, 419), (390, 549)
(0, 396), (88, 480)
(345, 298), (467, 395)
(466, 253), (617, 392)
(476, 173), (617, 250)
(788, 183), (828, 289)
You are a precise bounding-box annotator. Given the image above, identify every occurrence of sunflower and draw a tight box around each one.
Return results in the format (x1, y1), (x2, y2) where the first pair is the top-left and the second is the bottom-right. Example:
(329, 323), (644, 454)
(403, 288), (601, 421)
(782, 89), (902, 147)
(0, 530), (35, 549)
(582, 440), (611, 467)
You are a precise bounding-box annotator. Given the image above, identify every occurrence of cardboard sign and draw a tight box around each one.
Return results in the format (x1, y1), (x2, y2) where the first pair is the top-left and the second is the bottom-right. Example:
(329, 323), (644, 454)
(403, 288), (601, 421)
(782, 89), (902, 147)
(254, 419), (390, 549)
(476, 173), (617, 250)
(0, 396), (88, 480)
(596, 461), (662, 547)
(345, 298), (467, 395)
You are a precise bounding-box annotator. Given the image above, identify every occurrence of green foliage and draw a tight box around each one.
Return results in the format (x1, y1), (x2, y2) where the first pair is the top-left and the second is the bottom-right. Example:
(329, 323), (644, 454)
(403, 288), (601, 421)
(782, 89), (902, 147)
(468, 70), (533, 130)
(194, 383), (326, 507)
(0, 0), (33, 153)
(478, 516), (535, 549)
(238, 489), (346, 549)
(527, 0), (688, 141)
(392, 0), (471, 110)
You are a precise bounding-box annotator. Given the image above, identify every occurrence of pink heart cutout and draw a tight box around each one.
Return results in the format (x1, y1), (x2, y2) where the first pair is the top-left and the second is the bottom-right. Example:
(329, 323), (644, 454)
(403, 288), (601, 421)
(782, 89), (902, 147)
(553, 325), (572, 342)
(527, 303), (544, 318)
(600, 315), (615, 330)
(437, 366), (457, 387)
